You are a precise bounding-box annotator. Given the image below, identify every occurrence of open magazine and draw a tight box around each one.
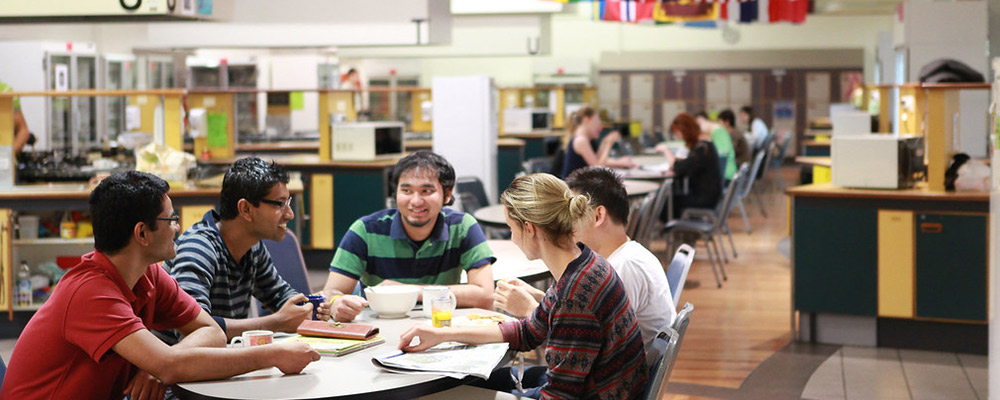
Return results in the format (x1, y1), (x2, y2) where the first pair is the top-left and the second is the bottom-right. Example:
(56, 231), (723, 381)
(372, 342), (509, 380)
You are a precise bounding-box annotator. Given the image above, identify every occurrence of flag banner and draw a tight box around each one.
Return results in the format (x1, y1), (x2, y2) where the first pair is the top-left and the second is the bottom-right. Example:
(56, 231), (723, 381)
(603, 0), (656, 22)
(654, 0), (720, 23)
(769, 0), (807, 23)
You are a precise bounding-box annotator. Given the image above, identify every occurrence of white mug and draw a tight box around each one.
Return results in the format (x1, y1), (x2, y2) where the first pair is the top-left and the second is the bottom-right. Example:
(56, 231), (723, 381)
(422, 286), (457, 318)
(230, 330), (274, 348)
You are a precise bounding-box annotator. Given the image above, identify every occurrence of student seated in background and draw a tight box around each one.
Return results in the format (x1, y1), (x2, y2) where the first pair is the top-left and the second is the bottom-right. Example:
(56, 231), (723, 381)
(494, 166), (676, 363)
(719, 109), (751, 168)
(0, 171), (319, 400)
(161, 157), (329, 345)
(322, 151), (496, 321)
(559, 106), (637, 178)
(740, 105), (770, 151)
(399, 173), (648, 399)
(657, 113), (722, 220)
(695, 111), (737, 181)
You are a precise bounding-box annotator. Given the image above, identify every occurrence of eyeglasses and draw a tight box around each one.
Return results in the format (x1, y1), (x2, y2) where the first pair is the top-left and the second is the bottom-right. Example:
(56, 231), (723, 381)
(260, 195), (293, 210)
(156, 215), (180, 226)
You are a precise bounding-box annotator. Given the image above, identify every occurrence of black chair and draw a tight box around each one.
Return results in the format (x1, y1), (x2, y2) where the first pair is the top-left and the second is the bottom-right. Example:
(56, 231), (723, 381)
(455, 176), (490, 213)
(664, 168), (746, 288)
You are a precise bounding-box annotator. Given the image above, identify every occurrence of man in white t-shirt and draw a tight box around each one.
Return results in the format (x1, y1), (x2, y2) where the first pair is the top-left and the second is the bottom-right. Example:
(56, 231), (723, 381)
(494, 166), (676, 361)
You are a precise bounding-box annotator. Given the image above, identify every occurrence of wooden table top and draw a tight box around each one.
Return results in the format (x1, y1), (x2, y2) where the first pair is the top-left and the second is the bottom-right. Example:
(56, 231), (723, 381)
(795, 156), (832, 167)
(785, 182), (988, 202)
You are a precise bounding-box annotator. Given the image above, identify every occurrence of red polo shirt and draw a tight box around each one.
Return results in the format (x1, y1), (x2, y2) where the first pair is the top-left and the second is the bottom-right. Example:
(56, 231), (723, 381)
(0, 251), (202, 400)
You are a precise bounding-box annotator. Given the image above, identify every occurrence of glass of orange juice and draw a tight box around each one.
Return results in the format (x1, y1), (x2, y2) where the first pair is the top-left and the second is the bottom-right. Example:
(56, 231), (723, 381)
(431, 295), (456, 328)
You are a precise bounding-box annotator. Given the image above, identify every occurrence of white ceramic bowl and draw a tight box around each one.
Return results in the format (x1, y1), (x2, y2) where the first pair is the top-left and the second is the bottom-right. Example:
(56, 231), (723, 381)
(364, 286), (419, 318)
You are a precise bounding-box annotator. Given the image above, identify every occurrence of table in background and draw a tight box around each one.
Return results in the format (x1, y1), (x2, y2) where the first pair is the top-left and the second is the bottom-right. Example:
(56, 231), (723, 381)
(472, 179), (660, 229)
(174, 308), (509, 400)
(486, 239), (550, 283)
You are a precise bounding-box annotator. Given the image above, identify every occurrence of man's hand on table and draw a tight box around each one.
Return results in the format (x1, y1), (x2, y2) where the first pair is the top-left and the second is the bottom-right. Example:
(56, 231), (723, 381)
(271, 341), (322, 374)
(124, 370), (166, 400)
(331, 295), (369, 322)
(273, 293), (314, 332)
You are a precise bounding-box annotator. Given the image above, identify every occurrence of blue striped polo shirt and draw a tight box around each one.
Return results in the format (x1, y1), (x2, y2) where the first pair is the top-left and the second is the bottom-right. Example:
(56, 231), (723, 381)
(164, 210), (298, 319)
(330, 208), (496, 287)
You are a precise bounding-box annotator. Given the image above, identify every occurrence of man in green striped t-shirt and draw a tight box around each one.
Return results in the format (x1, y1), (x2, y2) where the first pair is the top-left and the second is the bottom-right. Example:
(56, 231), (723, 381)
(321, 151), (497, 322)
(0, 80), (31, 154)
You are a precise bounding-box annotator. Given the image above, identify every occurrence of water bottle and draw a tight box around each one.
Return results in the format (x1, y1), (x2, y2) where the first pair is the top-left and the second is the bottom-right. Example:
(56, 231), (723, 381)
(17, 261), (32, 307)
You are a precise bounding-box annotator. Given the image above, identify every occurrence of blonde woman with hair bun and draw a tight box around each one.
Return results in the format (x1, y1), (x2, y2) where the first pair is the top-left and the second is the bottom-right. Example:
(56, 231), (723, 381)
(399, 173), (649, 399)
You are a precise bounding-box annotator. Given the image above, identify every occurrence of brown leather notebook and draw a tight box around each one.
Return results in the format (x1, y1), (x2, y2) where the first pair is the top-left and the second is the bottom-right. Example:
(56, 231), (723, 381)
(296, 320), (380, 340)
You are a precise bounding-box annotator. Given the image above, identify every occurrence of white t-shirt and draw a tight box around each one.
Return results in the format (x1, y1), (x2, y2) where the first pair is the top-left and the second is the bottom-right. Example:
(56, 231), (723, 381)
(606, 240), (677, 358)
(750, 117), (769, 150)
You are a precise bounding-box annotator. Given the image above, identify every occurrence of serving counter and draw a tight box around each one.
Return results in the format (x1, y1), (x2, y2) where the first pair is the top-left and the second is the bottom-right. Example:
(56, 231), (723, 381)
(787, 182), (988, 354)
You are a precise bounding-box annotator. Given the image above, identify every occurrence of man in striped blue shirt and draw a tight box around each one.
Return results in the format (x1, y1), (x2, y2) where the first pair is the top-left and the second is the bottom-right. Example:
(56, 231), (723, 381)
(163, 157), (329, 342)
(322, 151), (496, 321)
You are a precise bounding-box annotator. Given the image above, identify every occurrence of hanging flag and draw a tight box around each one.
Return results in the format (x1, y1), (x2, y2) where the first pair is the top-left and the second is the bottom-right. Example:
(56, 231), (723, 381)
(603, 0), (656, 23)
(769, 0), (807, 23)
(654, 0), (720, 23)
(739, 0), (759, 23)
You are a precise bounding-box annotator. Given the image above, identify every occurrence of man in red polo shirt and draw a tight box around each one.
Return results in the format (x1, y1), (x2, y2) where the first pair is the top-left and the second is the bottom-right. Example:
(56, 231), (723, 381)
(0, 171), (320, 400)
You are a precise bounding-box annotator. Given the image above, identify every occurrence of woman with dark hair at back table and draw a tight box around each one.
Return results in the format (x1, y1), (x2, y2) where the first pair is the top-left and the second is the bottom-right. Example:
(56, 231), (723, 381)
(656, 113), (722, 221)
(559, 106), (637, 178)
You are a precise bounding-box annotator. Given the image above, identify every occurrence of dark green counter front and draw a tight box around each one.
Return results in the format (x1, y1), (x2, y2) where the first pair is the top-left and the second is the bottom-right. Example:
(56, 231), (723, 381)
(788, 183), (989, 354)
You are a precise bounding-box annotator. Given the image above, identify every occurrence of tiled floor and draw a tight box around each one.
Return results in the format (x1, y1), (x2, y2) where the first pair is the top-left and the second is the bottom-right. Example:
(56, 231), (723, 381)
(802, 346), (987, 400)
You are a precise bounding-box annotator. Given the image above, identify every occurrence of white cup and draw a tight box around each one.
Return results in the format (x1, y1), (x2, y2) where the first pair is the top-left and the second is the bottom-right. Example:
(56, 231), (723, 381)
(421, 286), (457, 318)
(230, 330), (274, 348)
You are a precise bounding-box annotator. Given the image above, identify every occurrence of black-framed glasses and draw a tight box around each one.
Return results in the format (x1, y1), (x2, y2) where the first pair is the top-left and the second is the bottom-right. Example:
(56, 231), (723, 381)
(260, 195), (293, 209)
(156, 215), (180, 226)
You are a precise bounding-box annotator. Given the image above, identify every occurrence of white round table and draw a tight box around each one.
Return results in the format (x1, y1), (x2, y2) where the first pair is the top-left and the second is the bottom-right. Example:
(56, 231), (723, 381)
(486, 239), (550, 283)
(473, 179), (661, 229)
(174, 308), (511, 400)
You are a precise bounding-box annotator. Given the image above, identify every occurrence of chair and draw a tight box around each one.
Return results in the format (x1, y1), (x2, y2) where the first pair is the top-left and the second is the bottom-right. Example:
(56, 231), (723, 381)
(680, 163), (749, 262)
(645, 303), (693, 400)
(767, 132), (794, 191)
(455, 176), (491, 213)
(626, 192), (655, 240)
(637, 178), (673, 247)
(665, 244), (695, 306)
(258, 228), (311, 316)
(734, 150), (768, 233)
(521, 157), (553, 176)
(663, 169), (746, 288)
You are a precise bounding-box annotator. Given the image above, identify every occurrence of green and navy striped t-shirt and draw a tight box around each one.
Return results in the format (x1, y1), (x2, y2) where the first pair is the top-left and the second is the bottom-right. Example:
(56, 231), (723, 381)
(330, 208), (496, 287)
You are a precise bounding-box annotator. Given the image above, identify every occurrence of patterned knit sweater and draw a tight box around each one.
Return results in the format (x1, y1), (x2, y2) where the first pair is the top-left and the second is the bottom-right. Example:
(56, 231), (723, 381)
(499, 243), (648, 400)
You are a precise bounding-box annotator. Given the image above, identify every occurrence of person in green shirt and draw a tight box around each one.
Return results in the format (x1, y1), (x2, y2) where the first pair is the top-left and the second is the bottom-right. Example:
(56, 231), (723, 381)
(696, 111), (736, 181)
(0, 80), (31, 154)
(719, 109), (751, 168)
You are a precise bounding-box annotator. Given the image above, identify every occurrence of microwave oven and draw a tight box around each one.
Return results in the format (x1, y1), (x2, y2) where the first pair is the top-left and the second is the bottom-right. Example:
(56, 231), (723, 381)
(831, 135), (924, 189)
(330, 121), (404, 161)
(503, 108), (552, 134)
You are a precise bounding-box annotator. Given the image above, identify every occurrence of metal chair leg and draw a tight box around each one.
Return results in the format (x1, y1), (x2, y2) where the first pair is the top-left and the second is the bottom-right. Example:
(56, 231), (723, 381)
(703, 238), (723, 288)
(715, 228), (729, 264)
(709, 235), (728, 281)
(754, 189), (767, 217)
(724, 224), (738, 258)
(737, 199), (751, 234)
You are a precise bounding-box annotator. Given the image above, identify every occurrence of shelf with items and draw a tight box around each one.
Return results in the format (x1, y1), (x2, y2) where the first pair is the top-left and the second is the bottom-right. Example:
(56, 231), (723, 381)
(3, 209), (95, 315)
